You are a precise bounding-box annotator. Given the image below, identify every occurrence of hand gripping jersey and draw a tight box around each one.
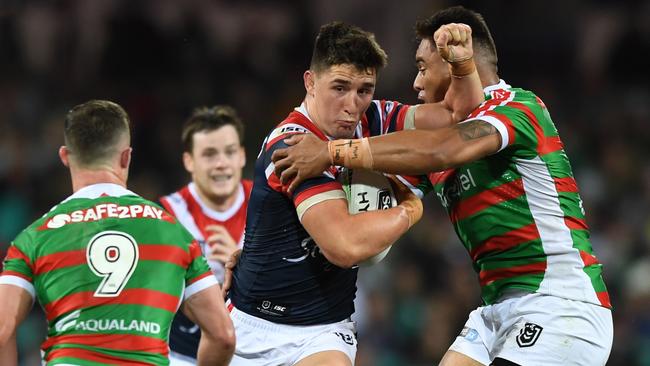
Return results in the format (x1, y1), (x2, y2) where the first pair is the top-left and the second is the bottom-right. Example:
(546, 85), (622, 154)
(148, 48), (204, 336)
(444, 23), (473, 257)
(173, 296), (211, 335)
(428, 80), (610, 308)
(160, 180), (252, 360)
(0, 183), (217, 366)
(230, 101), (426, 325)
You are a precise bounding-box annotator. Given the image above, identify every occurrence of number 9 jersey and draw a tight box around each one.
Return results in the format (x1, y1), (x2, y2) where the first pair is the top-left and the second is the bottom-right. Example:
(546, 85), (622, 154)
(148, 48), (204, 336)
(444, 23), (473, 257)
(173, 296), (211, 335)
(0, 183), (217, 366)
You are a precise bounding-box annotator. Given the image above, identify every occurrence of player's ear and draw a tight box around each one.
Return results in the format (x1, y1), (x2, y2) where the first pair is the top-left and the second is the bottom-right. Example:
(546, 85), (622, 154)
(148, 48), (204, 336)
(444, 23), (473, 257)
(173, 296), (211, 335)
(183, 151), (194, 173)
(304, 70), (315, 96)
(120, 147), (132, 170)
(59, 146), (70, 167)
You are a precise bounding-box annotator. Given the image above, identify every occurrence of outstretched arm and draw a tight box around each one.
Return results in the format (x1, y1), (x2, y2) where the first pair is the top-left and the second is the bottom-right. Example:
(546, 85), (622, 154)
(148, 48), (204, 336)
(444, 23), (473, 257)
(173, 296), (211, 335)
(272, 119), (500, 191)
(413, 23), (484, 130)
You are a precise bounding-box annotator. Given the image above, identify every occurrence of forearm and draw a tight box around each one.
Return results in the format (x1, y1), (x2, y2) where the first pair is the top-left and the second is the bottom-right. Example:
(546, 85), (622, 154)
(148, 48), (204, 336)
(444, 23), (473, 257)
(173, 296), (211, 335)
(330, 129), (454, 175)
(444, 64), (483, 122)
(0, 332), (17, 366)
(196, 335), (234, 366)
(316, 206), (410, 268)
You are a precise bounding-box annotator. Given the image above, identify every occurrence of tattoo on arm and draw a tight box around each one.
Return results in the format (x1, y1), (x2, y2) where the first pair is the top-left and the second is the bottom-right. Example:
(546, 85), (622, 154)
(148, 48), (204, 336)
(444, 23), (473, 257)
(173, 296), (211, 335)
(454, 120), (497, 140)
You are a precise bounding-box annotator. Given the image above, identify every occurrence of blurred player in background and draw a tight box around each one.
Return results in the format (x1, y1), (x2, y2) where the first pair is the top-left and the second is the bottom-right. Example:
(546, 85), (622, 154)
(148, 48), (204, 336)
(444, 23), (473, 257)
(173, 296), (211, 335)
(272, 6), (613, 366)
(0, 100), (235, 366)
(160, 105), (251, 365)
(226, 20), (481, 366)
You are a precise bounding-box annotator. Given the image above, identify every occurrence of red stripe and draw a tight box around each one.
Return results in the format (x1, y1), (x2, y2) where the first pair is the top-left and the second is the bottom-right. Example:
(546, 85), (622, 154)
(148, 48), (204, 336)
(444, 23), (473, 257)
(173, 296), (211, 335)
(45, 289), (180, 322)
(468, 91), (511, 118)
(554, 177), (578, 193)
(35, 244), (192, 275)
(266, 132), (306, 151)
(0, 270), (32, 282)
(540, 136), (564, 155)
(453, 179), (525, 222)
(428, 169), (457, 186)
(293, 182), (343, 207)
(360, 114), (370, 138)
(384, 101), (399, 134)
(267, 171), (284, 193)
(479, 261), (547, 287)
(470, 224), (540, 261)
(187, 271), (213, 286)
(42, 333), (167, 355)
(508, 102), (563, 156)
(483, 111), (516, 146)
(6, 246), (32, 266)
(45, 347), (157, 366)
(564, 216), (588, 230)
(399, 174), (423, 187)
(159, 197), (176, 217)
(579, 250), (599, 267)
(140, 245), (190, 268)
(395, 104), (409, 132)
(596, 291), (612, 308)
(34, 249), (86, 275)
(188, 240), (203, 261)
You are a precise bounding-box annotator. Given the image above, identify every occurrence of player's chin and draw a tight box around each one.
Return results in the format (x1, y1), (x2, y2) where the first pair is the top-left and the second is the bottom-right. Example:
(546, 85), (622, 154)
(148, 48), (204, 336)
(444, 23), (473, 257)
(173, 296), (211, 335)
(332, 126), (356, 139)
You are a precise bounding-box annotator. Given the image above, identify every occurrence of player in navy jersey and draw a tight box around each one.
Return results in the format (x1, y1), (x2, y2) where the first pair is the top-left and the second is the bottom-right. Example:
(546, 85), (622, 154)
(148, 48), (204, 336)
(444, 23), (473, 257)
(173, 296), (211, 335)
(272, 7), (613, 366)
(160, 106), (251, 365)
(226, 21), (482, 366)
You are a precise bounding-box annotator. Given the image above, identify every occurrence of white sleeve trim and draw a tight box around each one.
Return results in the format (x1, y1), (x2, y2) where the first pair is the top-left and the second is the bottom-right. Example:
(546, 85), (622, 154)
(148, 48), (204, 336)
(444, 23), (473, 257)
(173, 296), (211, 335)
(0, 275), (36, 300)
(184, 275), (219, 300)
(463, 115), (510, 152)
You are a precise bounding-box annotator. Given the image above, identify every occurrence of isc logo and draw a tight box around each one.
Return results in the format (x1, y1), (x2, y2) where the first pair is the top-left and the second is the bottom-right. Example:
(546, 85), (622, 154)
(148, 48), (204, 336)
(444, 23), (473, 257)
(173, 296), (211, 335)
(378, 190), (392, 210)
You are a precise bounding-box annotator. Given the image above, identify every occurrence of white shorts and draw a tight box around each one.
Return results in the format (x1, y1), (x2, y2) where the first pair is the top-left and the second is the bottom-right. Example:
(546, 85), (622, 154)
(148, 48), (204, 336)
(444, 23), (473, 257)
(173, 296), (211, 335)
(448, 292), (613, 366)
(229, 306), (357, 366)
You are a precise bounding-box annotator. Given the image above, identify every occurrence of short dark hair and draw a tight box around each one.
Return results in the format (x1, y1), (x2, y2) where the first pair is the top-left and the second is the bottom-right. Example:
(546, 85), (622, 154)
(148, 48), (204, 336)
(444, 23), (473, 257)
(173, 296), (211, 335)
(416, 6), (497, 66)
(181, 105), (245, 153)
(310, 21), (388, 73)
(64, 100), (130, 167)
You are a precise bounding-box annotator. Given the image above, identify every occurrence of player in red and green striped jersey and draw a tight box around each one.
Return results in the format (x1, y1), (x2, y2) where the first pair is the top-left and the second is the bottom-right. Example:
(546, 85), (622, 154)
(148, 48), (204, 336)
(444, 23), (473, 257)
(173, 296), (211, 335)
(271, 6), (613, 366)
(0, 100), (235, 366)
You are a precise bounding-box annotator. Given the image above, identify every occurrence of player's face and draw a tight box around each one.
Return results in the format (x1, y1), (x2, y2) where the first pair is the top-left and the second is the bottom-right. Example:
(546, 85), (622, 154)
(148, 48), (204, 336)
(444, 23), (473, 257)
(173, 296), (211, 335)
(306, 64), (376, 139)
(413, 38), (451, 103)
(184, 125), (245, 204)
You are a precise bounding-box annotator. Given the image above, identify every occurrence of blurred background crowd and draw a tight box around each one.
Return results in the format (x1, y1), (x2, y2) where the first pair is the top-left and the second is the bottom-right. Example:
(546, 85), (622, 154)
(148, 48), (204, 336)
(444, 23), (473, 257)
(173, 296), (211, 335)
(1, 0), (649, 365)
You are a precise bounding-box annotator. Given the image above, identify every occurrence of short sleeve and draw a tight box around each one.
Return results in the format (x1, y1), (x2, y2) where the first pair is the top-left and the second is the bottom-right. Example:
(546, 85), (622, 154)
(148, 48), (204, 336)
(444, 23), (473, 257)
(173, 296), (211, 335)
(183, 240), (218, 300)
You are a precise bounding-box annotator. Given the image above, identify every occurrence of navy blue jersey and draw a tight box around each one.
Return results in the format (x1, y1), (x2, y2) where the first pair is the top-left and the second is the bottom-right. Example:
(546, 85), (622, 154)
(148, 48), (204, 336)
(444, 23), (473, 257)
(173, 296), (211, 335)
(230, 101), (422, 325)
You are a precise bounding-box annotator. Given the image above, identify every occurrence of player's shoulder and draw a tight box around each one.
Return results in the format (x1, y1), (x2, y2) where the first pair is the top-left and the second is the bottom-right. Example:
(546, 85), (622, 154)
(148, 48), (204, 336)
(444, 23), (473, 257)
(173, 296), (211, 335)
(265, 109), (327, 151)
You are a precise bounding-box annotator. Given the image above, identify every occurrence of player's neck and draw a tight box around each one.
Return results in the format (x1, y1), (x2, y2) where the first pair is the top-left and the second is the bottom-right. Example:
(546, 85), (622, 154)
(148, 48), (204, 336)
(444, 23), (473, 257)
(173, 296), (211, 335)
(477, 67), (500, 89)
(195, 184), (241, 213)
(70, 169), (127, 193)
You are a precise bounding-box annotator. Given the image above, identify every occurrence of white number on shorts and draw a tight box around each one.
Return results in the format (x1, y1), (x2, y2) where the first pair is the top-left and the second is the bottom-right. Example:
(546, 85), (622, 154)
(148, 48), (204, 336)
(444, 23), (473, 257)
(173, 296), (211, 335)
(86, 231), (139, 297)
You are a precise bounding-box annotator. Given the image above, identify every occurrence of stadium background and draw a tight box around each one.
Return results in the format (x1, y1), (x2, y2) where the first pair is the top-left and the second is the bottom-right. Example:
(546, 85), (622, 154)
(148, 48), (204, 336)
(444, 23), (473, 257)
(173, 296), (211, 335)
(1, 0), (649, 365)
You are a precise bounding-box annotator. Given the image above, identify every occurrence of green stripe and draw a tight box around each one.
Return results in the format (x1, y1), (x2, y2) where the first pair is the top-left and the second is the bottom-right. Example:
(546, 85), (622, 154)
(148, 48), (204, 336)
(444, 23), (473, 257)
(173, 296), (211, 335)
(47, 304), (173, 340)
(456, 198), (535, 252)
(479, 255), (546, 272)
(584, 264), (608, 293)
(481, 273), (544, 304)
(476, 239), (545, 266)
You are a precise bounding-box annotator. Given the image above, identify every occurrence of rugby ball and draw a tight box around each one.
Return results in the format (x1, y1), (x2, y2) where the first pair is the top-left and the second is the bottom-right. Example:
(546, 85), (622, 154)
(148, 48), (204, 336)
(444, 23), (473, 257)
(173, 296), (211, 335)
(339, 168), (397, 266)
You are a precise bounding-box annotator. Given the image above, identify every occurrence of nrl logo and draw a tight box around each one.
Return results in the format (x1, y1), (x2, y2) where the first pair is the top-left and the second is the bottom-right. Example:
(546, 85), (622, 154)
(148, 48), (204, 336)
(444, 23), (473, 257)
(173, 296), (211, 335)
(516, 322), (543, 347)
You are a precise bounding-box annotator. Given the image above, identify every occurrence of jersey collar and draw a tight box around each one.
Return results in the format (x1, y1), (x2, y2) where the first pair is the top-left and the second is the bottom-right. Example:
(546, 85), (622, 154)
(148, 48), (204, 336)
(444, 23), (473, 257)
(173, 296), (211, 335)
(63, 183), (137, 202)
(483, 79), (511, 96)
(188, 182), (245, 221)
